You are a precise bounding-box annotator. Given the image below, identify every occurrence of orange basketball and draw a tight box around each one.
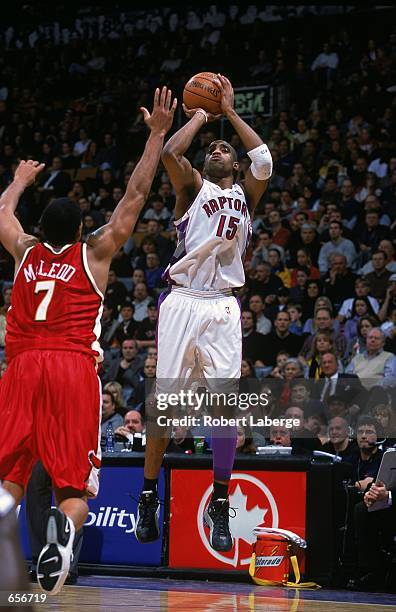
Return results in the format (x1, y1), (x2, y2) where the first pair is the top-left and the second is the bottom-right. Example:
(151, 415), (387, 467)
(183, 72), (222, 115)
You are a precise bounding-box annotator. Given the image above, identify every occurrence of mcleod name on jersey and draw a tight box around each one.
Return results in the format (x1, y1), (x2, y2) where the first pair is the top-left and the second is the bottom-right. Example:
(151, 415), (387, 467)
(164, 179), (251, 290)
(6, 242), (103, 363)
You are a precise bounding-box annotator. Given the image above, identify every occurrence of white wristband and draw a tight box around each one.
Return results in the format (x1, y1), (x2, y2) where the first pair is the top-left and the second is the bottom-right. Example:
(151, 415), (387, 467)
(195, 109), (208, 123)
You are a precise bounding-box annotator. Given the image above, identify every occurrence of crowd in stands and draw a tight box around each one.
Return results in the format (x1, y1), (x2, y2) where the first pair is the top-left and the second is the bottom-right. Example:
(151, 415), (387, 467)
(0, 3), (396, 588)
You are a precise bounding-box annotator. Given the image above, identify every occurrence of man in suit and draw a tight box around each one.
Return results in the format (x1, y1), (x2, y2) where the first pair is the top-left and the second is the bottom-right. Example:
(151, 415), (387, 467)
(314, 352), (366, 410)
(352, 478), (396, 590)
(37, 156), (72, 198)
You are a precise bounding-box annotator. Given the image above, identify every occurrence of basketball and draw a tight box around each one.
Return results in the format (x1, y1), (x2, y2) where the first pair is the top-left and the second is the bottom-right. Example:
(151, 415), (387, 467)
(183, 72), (222, 115)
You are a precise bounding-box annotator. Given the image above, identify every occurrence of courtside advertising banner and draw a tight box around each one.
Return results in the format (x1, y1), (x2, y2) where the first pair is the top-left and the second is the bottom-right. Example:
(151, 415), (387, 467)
(169, 470), (306, 569)
(19, 466), (164, 566)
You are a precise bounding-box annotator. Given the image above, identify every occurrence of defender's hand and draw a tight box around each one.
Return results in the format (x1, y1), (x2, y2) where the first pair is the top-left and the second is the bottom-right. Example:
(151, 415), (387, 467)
(140, 87), (177, 137)
(14, 160), (45, 188)
(182, 104), (222, 122)
(216, 73), (234, 117)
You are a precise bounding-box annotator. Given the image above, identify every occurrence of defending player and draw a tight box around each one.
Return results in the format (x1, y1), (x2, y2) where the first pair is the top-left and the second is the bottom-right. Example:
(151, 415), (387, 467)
(136, 75), (272, 551)
(0, 87), (176, 595)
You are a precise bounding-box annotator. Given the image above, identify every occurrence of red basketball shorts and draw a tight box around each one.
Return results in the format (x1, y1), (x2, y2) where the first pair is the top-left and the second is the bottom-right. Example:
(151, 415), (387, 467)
(0, 350), (101, 496)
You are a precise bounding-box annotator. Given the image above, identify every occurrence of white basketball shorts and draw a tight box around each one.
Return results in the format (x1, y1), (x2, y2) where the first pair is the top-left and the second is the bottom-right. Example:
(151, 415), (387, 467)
(156, 287), (242, 392)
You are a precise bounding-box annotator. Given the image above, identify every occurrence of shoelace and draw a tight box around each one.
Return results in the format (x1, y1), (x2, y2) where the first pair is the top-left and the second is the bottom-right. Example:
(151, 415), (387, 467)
(129, 493), (163, 527)
(211, 500), (237, 536)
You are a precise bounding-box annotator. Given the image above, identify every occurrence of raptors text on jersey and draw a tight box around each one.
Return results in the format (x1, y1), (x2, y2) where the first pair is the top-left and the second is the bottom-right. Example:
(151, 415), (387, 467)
(6, 242), (103, 363)
(164, 179), (252, 290)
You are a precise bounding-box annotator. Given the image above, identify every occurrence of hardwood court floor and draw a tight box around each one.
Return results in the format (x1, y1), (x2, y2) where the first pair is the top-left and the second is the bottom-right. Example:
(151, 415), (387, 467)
(26, 576), (396, 611)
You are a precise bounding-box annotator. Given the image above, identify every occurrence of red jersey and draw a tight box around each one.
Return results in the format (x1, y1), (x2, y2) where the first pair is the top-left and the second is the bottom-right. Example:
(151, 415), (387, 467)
(6, 242), (103, 363)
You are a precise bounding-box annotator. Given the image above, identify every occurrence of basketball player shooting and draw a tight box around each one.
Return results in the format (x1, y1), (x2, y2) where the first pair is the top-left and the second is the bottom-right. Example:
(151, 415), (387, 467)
(0, 87), (176, 595)
(136, 74), (272, 552)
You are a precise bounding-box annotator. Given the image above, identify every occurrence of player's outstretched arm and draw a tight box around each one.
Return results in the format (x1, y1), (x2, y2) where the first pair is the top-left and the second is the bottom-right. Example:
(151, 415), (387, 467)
(216, 74), (272, 212)
(0, 160), (45, 263)
(161, 106), (220, 217)
(87, 87), (177, 262)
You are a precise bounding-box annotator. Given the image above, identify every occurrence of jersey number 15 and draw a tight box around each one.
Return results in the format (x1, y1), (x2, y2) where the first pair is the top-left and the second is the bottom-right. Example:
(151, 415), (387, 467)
(216, 215), (240, 240)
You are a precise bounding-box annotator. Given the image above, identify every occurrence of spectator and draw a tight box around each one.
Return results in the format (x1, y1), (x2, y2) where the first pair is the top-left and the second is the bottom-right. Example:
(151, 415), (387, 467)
(268, 210), (291, 248)
(348, 416), (383, 492)
(318, 221), (357, 274)
(260, 311), (304, 367)
(101, 338), (143, 392)
(300, 307), (346, 361)
(378, 274), (396, 322)
(322, 253), (357, 308)
(101, 390), (124, 439)
(236, 425), (257, 454)
(145, 253), (165, 291)
(268, 247), (291, 288)
(103, 381), (126, 415)
(349, 315), (380, 357)
(136, 303), (158, 350)
(248, 294), (272, 335)
(322, 416), (357, 458)
(105, 268), (128, 315)
(291, 249), (320, 285)
(289, 379), (325, 419)
(143, 195), (171, 225)
(115, 301), (139, 345)
(343, 298), (378, 345)
(337, 278), (380, 322)
(286, 303), (304, 336)
(100, 301), (119, 350)
(371, 403), (396, 447)
(246, 262), (284, 299)
(241, 310), (265, 364)
(364, 250), (392, 302)
(167, 426), (196, 454)
(114, 410), (145, 441)
(284, 405), (321, 452)
(359, 240), (396, 275)
(346, 328), (396, 389)
(132, 283), (152, 322)
(315, 352), (364, 408)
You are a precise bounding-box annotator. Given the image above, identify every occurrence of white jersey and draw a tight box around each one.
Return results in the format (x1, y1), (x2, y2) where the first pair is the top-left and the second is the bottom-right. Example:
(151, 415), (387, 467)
(164, 179), (252, 290)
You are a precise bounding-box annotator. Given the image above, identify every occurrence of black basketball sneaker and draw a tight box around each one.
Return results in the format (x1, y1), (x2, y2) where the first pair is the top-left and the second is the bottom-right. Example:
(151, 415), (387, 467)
(37, 508), (75, 595)
(135, 490), (160, 543)
(204, 498), (233, 552)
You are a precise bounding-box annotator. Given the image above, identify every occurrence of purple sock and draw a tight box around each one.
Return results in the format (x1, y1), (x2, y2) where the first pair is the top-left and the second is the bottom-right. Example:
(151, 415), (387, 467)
(211, 425), (237, 482)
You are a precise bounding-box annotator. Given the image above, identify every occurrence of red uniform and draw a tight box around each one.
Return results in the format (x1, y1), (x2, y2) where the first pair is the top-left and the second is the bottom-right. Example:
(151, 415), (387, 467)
(0, 241), (103, 495)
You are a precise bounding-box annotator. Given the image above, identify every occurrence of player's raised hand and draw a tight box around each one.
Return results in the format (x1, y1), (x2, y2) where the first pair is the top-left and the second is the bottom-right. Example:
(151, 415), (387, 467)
(14, 159), (45, 187)
(216, 73), (234, 117)
(182, 103), (222, 123)
(140, 87), (177, 137)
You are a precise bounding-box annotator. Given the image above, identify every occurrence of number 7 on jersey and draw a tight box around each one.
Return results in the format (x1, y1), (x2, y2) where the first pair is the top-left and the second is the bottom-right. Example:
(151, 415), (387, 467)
(34, 280), (55, 321)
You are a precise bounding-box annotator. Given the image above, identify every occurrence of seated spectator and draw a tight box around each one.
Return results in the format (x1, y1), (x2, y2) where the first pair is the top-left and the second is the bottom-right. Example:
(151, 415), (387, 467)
(284, 405), (321, 452)
(318, 221), (357, 274)
(145, 219), (173, 262)
(269, 422), (292, 447)
(136, 302), (158, 350)
(115, 300), (139, 345)
(290, 379), (325, 419)
(236, 425), (257, 454)
(248, 294), (272, 335)
(380, 304), (396, 341)
(300, 306), (346, 361)
(103, 381), (126, 416)
(337, 278), (380, 322)
(364, 250), (392, 302)
(278, 358), (306, 410)
(268, 209), (291, 248)
(322, 416), (357, 458)
(242, 310), (266, 364)
(145, 253), (165, 291)
(347, 415), (384, 492)
(378, 273), (396, 322)
(100, 301), (119, 350)
(132, 282), (152, 322)
(133, 237), (157, 270)
(101, 390), (124, 440)
(302, 296), (339, 335)
(101, 338), (144, 393)
(251, 229), (285, 268)
(344, 297), (378, 345)
(322, 253), (357, 309)
(269, 350), (290, 379)
(346, 328), (396, 389)
(289, 267), (309, 303)
(352, 479), (396, 591)
(289, 223), (321, 266)
(260, 311), (304, 367)
(358, 239), (396, 275)
(167, 426), (196, 454)
(246, 261), (284, 299)
(240, 359), (260, 394)
(290, 248), (320, 285)
(303, 330), (338, 379)
(370, 403), (396, 447)
(301, 279), (322, 320)
(36, 156), (72, 200)
(348, 315), (380, 357)
(286, 303), (304, 336)
(305, 413), (329, 445)
(114, 410), (145, 446)
(105, 268), (127, 315)
(143, 194), (171, 226)
(268, 247), (292, 288)
(314, 352), (365, 409)
(358, 210), (391, 254)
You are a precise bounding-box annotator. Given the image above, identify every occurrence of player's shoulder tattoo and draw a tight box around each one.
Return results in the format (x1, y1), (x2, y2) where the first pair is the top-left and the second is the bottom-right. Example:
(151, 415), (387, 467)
(87, 226), (107, 246)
